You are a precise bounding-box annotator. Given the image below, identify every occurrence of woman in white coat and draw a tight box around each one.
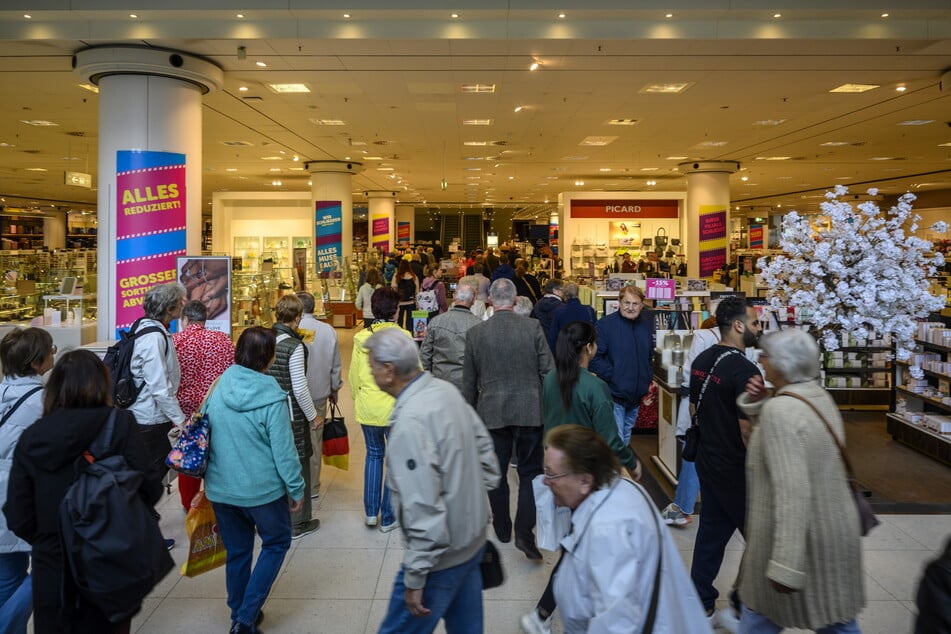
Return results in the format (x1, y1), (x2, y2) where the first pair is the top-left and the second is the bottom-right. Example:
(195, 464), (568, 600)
(545, 425), (711, 634)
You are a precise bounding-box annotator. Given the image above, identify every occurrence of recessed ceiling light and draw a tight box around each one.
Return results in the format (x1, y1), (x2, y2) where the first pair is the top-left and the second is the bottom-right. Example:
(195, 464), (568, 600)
(898, 119), (933, 126)
(363, 156), (384, 161)
(269, 167), (282, 172)
(562, 156), (588, 161)
(462, 119), (492, 126)
(820, 141), (851, 146)
(464, 167), (482, 171)
(0, 143), (15, 148)
(238, 86), (249, 92)
(666, 156), (688, 160)
(754, 156), (791, 160)
(753, 119), (786, 126)
(741, 176), (749, 181)
(464, 141), (488, 146)
(261, 156), (283, 160)
(606, 119), (638, 126)
(869, 156), (899, 160)
(310, 119), (347, 126)
(266, 83), (311, 93)
(451, 13), (459, 18)
(255, 61), (267, 68)
(129, 14), (138, 19)
(599, 168), (612, 172)
(23, 14), (31, 19)
(25, 168), (47, 172)
(530, 61), (540, 71)
(20, 120), (58, 127)
(640, 167), (659, 171)
(646, 180), (657, 186)
(896, 85), (907, 92)
(460, 84), (496, 94)
(697, 140), (728, 147)
(580, 136), (618, 146)
(639, 82), (693, 94)
(225, 168), (238, 172)
(558, 12), (566, 19)
(665, 13), (673, 18)
(78, 83), (99, 94)
(829, 83), (879, 93)
(343, 13), (350, 18)
(271, 180), (282, 186)
(236, 13), (245, 18)
(514, 105), (524, 113)
(939, 142), (951, 147)
(834, 176), (853, 179)
(377, 167), (395, 171)
(881, 13), (889, 18)
(773, 13), (781, 18)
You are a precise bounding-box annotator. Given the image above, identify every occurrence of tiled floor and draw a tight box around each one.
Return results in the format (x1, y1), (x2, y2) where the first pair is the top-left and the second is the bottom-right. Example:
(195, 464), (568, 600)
(125, 327), (951, 633)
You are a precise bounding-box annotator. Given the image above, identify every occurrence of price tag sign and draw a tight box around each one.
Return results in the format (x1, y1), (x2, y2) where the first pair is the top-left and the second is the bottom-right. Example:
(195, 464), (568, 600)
(645, 278), (676, 300)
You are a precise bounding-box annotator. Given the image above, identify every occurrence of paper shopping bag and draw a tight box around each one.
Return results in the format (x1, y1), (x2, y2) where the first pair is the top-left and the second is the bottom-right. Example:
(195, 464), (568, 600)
(181, 492), (227, 577)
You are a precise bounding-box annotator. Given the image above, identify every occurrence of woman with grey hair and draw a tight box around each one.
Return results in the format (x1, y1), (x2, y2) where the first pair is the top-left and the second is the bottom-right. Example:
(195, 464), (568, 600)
(129, 282), (187, 550)
(736, 328), (865, 633)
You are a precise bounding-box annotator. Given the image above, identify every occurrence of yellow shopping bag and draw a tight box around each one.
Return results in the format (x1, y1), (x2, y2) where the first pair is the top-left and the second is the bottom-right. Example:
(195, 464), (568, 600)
(181, 491), (227, 577)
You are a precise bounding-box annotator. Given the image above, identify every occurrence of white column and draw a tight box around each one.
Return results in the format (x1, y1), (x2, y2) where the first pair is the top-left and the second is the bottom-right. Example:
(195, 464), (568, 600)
(679, 161), (739, 279)
(367, 191), (397, 254)
(74, 46), (222, 339)
(395, 204), (415, 245)
(307, 161), (363, 264)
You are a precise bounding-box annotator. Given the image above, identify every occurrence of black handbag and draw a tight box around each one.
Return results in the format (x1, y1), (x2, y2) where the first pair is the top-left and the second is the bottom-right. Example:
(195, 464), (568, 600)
(479, 540), (504, 589)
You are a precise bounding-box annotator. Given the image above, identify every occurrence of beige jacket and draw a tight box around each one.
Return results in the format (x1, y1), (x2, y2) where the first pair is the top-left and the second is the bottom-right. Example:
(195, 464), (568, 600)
(737, 381), (865, 629)
(386, 372), (501, 589)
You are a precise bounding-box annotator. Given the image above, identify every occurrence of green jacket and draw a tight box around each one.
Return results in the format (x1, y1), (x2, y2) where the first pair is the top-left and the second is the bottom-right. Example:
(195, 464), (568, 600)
(542, 368), (637, 471)
(349, 322), (414, 426)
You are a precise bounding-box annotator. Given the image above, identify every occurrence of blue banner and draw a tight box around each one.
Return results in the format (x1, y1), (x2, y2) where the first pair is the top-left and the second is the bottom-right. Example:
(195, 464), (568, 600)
(316, 201), (342, 273)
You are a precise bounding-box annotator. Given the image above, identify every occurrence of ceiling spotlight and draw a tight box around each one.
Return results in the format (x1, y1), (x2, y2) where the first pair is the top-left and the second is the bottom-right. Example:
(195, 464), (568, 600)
(343, 13), (351, 18)
(451, 13), (459, 18)
(271, 180), (282, 186)
(646, 180), (657, 186)
(741, 176), (749, 181)
(665, 13), (673, 18)
(236, 13), (245, 18)
(574, 179), (585, 186)
(896, 85), (907, 92)
(529, 61), (540, 71)
(881, 12), (889, 17)
(773, 13), (781, 18)
(514, 105), (524, 113)
(256, 61), (267, 68)
(23, 14), (31, 19)
(558, 12), (566, 19)
(129, 13), (138, 19)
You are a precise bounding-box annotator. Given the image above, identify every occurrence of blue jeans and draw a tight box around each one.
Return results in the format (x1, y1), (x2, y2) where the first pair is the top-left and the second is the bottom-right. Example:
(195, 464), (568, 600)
(212, 496), (292, 629)
(739, 605), (861, 634)
(612, 402), (640, 446)
(362, 424), (395, 526)
(673, 441), (700, 514)
(0, 552), (31, 634)
(378, 546), (485, 634)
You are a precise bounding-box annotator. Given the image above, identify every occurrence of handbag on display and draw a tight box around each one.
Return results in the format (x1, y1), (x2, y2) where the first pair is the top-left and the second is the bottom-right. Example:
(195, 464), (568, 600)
(479, 540), (504, 589)
(165, 377), (221, 477)
(321, 401), (350, 471)
(782, 391), (880, 536)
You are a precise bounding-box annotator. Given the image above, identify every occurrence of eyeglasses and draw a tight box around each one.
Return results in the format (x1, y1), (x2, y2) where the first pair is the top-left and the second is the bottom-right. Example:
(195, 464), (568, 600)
(50, 344), (57, 355)
(543, 471), (574, 482)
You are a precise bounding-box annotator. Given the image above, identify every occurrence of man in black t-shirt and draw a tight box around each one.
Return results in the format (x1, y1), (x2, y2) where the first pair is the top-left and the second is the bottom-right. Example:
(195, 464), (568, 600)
(688, 297), (762, 628)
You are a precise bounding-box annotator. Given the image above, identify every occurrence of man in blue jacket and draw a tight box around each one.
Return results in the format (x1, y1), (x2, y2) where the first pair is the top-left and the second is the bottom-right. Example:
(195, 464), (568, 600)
(589, 285), (654, 445)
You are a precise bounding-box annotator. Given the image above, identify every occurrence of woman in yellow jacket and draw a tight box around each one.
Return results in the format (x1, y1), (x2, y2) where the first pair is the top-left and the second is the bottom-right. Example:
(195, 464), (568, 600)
(349, 287), (413, 532)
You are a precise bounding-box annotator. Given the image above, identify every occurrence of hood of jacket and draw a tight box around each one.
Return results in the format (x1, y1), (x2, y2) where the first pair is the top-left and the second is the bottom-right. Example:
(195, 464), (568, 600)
(15, 406), (113, 472)
(216, 364), (288, 414)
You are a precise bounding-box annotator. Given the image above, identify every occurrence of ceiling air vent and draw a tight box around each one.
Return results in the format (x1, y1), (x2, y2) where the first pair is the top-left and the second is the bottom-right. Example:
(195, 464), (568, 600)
(490, 140), (509, 146)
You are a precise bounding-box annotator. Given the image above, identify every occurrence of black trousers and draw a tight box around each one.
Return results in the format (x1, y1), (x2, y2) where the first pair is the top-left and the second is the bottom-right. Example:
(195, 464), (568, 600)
(138, 421), (174, 483)
(488, 425), (543, 544)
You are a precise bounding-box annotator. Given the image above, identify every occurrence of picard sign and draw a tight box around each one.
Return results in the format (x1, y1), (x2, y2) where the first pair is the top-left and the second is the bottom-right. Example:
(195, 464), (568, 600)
(65, 171), (92, 188)
(570, 199), (679, 219)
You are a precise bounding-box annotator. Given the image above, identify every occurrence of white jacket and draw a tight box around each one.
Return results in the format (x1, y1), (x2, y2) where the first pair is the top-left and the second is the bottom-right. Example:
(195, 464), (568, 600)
(0, 375), (45, 552)
(553, 478), (711, 634)
(128, 318), (185, 425)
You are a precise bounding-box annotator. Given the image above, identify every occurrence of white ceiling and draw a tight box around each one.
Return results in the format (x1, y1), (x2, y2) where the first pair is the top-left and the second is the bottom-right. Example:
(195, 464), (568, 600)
(1, 2), (950, 221)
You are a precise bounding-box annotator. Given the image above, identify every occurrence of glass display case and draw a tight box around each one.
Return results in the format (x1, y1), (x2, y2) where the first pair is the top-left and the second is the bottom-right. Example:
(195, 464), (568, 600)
(230, 270), (297, 338)
(233, 236), (261, 272)
(262, 236), (290, 268)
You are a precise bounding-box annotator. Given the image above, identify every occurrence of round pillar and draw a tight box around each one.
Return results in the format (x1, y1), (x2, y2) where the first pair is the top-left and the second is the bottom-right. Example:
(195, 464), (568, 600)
(307, 160), (363, 270)
(679, 161), (739, 280)
(367, 191), (398, 255)
(74, 45), (223, 338)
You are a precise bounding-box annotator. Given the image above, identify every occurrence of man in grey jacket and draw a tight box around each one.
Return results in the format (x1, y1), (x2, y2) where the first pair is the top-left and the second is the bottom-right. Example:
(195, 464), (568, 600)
(366, 328), (500, 634)
(419, 283), (481, 393)
(463, 278), (553, 561)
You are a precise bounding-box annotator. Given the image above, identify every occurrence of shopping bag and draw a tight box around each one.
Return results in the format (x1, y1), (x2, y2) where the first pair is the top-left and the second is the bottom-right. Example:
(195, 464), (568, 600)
(181, 492), (227, 577)
(532, 474), (572, 551)
(321, 402), (350, 471)
(165, 411), (210, 477)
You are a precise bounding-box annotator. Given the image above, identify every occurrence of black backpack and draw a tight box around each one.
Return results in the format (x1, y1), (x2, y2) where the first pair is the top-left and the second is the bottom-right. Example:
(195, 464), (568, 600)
(103, 318), (167, 409)
(59, 410), (174, 624)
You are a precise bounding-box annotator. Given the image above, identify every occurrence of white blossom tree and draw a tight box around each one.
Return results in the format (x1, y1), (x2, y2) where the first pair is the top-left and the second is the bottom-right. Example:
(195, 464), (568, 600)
(759, 185), (947, 364)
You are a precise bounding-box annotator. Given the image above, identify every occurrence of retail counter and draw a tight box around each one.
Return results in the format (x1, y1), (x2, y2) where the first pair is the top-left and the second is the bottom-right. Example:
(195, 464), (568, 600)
(0, 319), (98, 352)
(652, 371), (685, 487)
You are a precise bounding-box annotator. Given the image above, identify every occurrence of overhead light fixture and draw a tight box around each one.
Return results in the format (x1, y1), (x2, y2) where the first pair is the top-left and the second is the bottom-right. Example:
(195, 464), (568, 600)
(640, 167), (659, 171)
(78, 83), (99, 94)
(898, 119), (934, 126)
(697, 140), (728, 147)
(460, 84), (496, 93)
(754, 156), (792, 160)
(639, 82), (693, 94)
(599, 168), (612, 172)
(820, 141), (851, 146)
(666, 156), (688, 160)
(529, 61), (540, 71)
(881, 13), (889, 17)
(741, 176), (749, 181)
(829, 83), (879, 93)
(129, 14), (138, 19)
(606, 119), (638, 126)
(666, 13), (673, 18)
(574, 179), (585, 186)
(236, 13), (245, 18)
(266, 83), (311, 93)
(255, 61), (267, 68)
(20, 120), (59, 127)
(646, 180), (657, 186)
(773, 13), (781, 18)
(451, 13), (459, 18)
(310, 119), (347, 126)
(753, 119), (786, 126)
(238, 86), (249, 92)
(269, 168), (282, 173)
(463, 119), (492, 126)
(869, 156), (899, 161)
(0, 143), (16, 148)
(343, 13), (351, 18)
(514, 105), (524, 113)
(225, 168), (238, 172)
(580, 136), (618, 146)
(261, 156), (283, 160)
(23, 14), (31, 19)
(463, 141), (488, 146)
(938, 142), (951, 147)
(271, 180), (282, 186)
(896, 85), (907, 92)
(558, 12), (566, 19)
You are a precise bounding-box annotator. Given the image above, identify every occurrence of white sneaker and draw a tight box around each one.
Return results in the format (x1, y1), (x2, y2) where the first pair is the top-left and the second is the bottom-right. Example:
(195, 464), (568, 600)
(365, 515), (378, 527)
(379, 521), (400, 533)
(710, 607), (739, 633)
(519, 610), (552, 634)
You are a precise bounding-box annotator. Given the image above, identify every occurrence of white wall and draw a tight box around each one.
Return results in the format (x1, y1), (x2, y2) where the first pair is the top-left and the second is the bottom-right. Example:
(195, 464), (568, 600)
(211, 192), (312, 254)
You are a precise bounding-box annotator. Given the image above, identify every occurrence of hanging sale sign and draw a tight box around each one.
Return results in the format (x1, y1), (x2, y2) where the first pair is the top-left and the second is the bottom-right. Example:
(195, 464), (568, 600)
(698, 205), (728, 279)
(115, 150), (187, 333)
(316, 201), (343, 273)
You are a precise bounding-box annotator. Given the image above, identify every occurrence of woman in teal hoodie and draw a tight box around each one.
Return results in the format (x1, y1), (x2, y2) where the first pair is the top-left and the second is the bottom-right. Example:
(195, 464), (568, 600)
(204, 327), (305, 634)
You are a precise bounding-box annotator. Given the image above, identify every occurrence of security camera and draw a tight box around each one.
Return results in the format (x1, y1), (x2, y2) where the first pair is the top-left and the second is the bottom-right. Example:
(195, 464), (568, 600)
(346, 163), (352, 170)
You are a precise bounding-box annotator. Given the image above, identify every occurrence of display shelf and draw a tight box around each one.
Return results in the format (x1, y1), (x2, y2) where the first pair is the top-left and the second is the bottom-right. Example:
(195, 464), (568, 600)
(233, 236), (261, 272)
(890, 320), (951, 465)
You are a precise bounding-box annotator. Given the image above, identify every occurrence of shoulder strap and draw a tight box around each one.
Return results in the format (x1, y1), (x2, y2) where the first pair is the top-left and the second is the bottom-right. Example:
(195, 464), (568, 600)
(196, 375), (223, 416)
(623, 479), (663, 634)
(133, 321), (170, 356)
(693, 348), (741, 422)
(780, 391), (855, 479)
(0, 386), (43, 429)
